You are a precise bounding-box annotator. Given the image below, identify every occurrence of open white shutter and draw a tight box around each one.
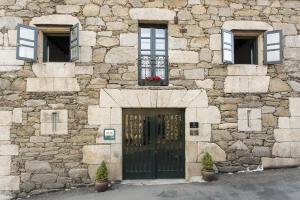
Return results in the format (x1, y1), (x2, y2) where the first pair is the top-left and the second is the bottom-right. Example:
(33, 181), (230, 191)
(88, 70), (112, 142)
(16, 24), (38, 61)
(70, 23), (79, 61)
(222, 29), (234, 64)
(264, 30), (283, 64)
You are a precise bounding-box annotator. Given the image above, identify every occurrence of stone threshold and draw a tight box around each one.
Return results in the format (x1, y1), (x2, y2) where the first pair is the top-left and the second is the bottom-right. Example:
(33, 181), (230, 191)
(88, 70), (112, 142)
(121, 177), (205, 186)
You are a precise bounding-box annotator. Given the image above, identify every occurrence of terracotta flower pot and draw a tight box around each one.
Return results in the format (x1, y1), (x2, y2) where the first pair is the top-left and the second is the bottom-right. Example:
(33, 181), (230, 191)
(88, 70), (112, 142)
(201, 170), (217, 182)
(95, 180), (108, 192)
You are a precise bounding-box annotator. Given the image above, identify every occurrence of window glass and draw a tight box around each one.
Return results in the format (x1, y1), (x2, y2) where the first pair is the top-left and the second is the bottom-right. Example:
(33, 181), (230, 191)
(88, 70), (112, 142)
(155, 51), (165, 56)
(266, 33), (279, 44)
(71, 47), (78, 60)
(141, 39), (151, 50)
(155, 29), (165, 38)
(141, 50), (151, 55)
(71, 28), (77, 39)
(223, 32), (232, 43)
(141, 68), (151, 79)
(267, 51), (280, 62)
(20, 27), (35, 40)
(141, 28), (151, 37)
(19, 46), (34, 59)
(155, 39), (165, 50)
(155, 69), (165, 80)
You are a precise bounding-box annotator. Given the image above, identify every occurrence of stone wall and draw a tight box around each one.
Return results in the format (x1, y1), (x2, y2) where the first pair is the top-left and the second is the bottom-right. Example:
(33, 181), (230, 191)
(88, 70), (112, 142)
(0, 0), (299, 198)
(0, 110), (21, 199)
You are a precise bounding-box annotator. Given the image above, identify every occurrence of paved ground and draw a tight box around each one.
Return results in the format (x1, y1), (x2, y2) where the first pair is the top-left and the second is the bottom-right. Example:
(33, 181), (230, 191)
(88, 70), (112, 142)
(25, 168), (300, 200)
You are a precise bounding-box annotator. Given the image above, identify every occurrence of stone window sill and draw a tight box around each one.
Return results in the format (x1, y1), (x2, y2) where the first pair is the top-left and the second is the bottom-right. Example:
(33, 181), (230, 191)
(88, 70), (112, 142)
(227, 64), (268, 76)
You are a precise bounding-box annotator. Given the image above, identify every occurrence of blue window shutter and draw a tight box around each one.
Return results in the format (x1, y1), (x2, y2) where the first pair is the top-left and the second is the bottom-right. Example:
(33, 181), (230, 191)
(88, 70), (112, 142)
(70, 23), (80, 61)
(264, 30), (283, 64)
(16, 24), (38, 61)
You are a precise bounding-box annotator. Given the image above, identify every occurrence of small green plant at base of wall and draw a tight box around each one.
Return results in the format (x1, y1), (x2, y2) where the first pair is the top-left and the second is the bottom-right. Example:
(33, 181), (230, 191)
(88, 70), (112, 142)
(96, 161), (108, 182)
(202, 152), (213, 171)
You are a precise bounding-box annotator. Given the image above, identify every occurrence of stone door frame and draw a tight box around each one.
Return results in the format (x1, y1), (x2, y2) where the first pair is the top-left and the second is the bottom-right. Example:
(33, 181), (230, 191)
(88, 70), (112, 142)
(85, 89), (224, 180)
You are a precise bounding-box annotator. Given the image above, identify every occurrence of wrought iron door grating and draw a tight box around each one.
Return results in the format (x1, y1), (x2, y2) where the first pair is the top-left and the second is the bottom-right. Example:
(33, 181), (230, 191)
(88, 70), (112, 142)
(123, 109), (185, 179)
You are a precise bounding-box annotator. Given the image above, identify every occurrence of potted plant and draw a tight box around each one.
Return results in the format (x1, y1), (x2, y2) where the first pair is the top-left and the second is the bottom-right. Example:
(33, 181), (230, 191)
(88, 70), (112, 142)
(201, 152), (217, 182)
(95, 161), (109, 192)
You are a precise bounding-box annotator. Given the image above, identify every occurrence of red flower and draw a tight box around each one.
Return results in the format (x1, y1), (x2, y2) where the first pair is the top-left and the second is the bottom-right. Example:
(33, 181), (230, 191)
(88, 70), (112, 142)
(145, 76), (161, 81)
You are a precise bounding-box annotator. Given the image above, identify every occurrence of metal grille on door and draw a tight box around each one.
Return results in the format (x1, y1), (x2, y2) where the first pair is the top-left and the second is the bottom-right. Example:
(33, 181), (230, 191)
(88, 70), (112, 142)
(123, 109), (185, 179)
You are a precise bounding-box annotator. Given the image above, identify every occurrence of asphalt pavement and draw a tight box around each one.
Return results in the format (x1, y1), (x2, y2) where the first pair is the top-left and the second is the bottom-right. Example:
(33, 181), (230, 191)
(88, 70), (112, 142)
(24, 168), (300, 200)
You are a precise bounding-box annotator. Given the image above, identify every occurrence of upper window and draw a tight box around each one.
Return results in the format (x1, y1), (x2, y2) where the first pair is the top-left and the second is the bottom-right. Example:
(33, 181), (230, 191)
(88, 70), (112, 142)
(222, 29), (283, 65)
(16, 24), (79, 62)
(138, 24), (168, 86)
(43, 33), (70, 62)
(234, 36), (257, 64)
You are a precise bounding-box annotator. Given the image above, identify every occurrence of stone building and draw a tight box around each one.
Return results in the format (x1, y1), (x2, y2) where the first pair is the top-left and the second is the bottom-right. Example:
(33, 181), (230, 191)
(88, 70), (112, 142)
(0, 0), (299, 198)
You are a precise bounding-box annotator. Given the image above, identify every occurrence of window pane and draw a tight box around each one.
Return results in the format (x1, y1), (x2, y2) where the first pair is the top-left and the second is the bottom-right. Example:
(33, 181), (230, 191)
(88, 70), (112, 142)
(71, 28), (78, 40)
(155, 51), (165, 55)
(71, 47), (78, 59)
(140, 56), (151, 68)
(20, 27), (35, 40)
(155, 39), (165, 50)
(155, 69), (165, 80)
(141, 39), (151, 50)
(19, 46), (34, 59)
(155, 56), (166, 68)
(155, 29), (166, 38)
(223, 32), (232, 44)
(71, 40), (77, 47)
(141, 50), (151, 55)
(141, 68), (151, 79)
(267, 33), (280, 44)
(223, 49), (232, 61)
(141, 28), (151, 37)
(267, 50), (280, 62)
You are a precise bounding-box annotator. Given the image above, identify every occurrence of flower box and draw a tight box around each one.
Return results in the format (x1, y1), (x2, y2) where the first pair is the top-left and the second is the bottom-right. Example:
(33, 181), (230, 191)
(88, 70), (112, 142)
(143, 76), (162, 86)
(143, 80), (162, 86)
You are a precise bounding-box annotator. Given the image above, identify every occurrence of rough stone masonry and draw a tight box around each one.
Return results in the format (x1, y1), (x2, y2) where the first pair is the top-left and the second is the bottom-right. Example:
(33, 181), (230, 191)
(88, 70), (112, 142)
(0, 0), (299, 199)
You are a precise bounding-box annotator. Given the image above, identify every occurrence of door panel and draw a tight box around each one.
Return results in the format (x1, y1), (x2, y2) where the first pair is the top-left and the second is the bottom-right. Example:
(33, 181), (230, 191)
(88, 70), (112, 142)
(123, 109), (185, 179)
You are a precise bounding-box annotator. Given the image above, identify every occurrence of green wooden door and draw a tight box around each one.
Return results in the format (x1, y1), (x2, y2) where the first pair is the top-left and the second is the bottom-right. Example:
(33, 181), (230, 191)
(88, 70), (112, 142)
(123, 109), (185, 179)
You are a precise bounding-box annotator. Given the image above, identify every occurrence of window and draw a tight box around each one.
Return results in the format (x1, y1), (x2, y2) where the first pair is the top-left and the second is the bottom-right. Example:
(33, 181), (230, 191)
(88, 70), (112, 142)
(43, 33), (70, 62)
(222, 29), (283, 65)
(138, 24), (168, 86)
(234, 36), (257, 64)
(16, 24), (79, 62)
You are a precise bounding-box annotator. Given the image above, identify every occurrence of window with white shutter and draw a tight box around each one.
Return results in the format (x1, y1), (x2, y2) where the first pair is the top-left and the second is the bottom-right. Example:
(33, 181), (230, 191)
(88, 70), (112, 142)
(16, 23), (80, 63)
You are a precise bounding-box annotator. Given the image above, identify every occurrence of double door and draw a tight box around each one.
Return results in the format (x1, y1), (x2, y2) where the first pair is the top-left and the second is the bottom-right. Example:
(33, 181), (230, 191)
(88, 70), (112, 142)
(123, 109), (185, 179)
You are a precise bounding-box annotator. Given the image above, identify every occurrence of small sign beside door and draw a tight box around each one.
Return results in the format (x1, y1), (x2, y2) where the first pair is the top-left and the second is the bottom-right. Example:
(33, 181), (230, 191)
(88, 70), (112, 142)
(190, 122), (199, 136)
(104, 129), (115, 140)
(190, 122), (199, 128)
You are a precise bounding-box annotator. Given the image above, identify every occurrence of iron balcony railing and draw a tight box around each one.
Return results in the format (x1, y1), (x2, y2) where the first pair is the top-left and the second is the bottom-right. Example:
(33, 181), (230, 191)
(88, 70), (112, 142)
(138, 55), (168, 86)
